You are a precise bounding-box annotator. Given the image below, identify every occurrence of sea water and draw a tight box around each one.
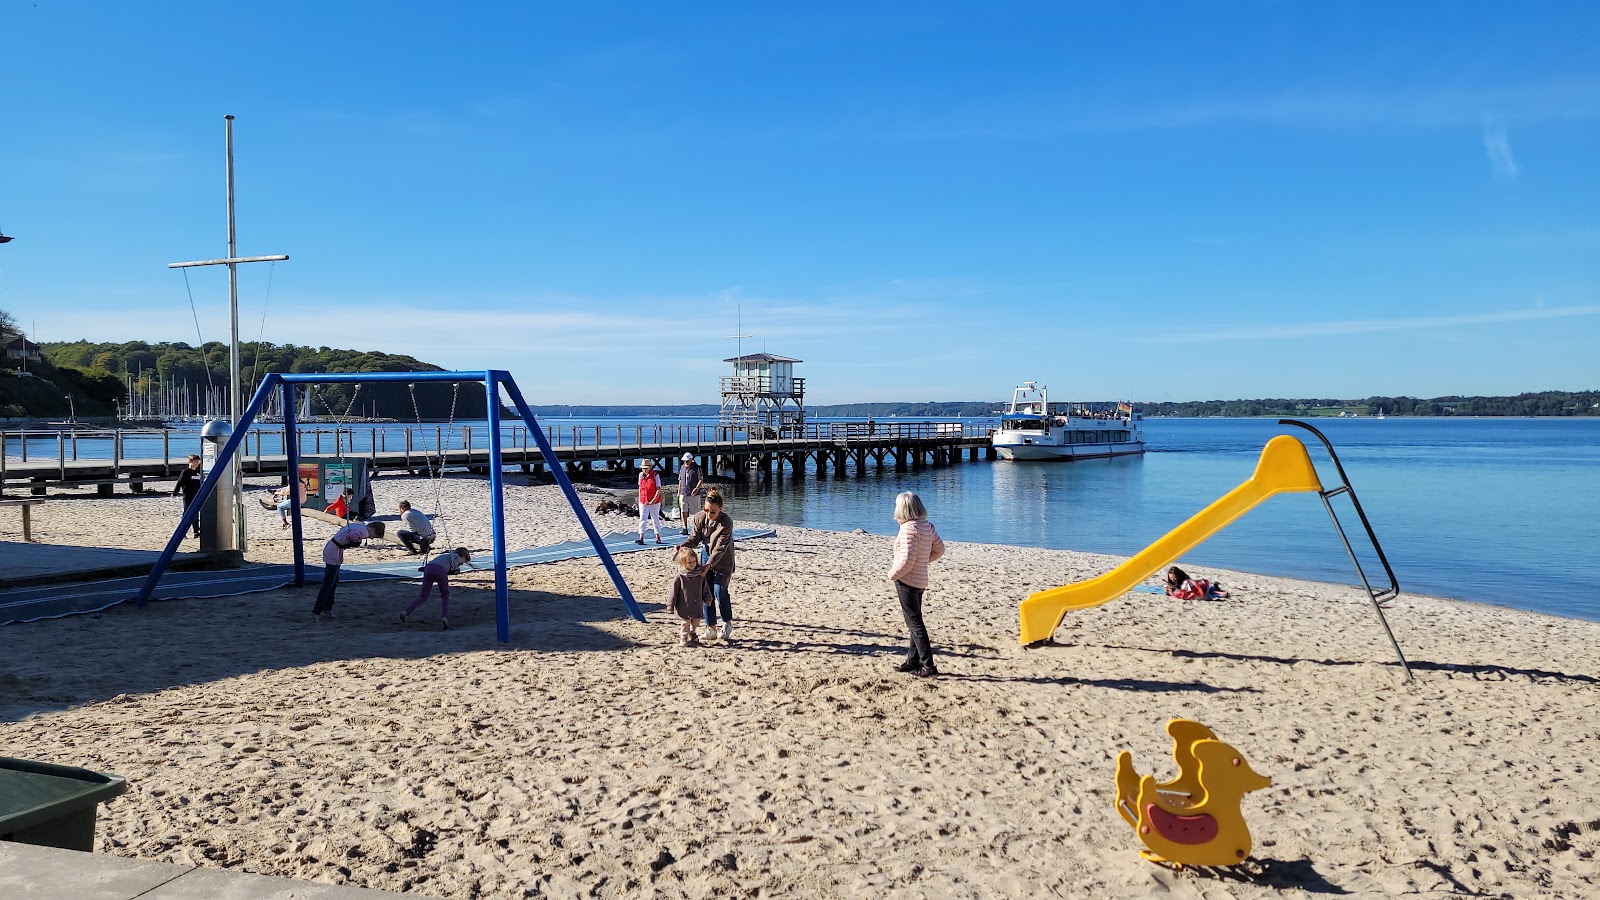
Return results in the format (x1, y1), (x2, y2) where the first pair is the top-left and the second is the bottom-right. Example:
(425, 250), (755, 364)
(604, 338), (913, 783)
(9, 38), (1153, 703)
(722, 418), (1600, 623)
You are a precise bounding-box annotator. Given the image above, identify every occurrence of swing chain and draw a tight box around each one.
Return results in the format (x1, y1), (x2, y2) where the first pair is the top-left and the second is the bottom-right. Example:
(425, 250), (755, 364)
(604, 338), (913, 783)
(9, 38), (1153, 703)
(407, 382), (460, 549)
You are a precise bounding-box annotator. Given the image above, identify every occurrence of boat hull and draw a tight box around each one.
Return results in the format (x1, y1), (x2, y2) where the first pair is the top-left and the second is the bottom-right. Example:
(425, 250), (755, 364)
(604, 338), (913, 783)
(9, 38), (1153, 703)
(995, 441), (1145, 461)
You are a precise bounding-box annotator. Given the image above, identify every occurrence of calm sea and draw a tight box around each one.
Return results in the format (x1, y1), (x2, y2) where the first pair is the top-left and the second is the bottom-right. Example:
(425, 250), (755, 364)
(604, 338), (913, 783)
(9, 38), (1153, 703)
(722, 418), (1600, 623)
(12, 416), (1595, 621)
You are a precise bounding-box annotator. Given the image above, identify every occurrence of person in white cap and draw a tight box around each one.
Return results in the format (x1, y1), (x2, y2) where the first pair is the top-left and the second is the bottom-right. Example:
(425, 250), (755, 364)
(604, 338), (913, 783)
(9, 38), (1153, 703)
(635, 460), (664, 544)
(676, 452), (703, 535)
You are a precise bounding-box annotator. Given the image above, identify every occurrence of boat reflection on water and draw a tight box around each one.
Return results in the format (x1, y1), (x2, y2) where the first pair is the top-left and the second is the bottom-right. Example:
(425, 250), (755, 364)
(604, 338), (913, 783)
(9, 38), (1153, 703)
(990, 452), (1148, 549)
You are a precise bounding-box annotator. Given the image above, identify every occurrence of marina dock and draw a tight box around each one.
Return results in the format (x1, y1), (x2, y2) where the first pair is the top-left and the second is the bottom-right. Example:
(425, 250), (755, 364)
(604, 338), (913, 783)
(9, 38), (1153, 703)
(0, 422), (997, 495)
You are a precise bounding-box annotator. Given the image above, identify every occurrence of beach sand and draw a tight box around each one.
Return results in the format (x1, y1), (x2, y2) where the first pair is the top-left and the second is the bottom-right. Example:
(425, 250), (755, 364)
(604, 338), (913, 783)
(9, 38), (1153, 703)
(2, 475), (1597, 898)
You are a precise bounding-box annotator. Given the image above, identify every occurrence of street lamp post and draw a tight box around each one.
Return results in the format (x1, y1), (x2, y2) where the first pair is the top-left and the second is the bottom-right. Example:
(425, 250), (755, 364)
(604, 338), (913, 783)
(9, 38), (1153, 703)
(168, 115), (289, 554)
(62, 394), (75, 423)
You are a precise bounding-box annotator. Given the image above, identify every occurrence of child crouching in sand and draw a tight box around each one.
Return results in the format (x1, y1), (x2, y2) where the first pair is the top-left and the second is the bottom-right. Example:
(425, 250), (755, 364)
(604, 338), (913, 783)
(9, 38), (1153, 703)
(400, 547), (472, 630)
(666, 546), (713, 646)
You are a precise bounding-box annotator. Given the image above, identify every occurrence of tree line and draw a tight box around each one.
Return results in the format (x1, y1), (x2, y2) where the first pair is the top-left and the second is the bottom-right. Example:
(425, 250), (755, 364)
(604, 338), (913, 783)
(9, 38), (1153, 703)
(1136, 393), (1600, 417)
(5, 337), (485, 420)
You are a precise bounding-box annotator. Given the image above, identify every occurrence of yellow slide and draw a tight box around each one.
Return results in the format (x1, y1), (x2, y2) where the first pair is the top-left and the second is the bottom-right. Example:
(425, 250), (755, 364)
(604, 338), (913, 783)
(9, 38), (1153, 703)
(1019, 435), (1326, 645)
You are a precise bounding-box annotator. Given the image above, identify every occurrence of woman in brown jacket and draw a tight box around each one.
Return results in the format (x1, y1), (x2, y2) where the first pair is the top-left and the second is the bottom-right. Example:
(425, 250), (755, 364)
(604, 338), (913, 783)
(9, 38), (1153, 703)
(682, 488), (736, 642)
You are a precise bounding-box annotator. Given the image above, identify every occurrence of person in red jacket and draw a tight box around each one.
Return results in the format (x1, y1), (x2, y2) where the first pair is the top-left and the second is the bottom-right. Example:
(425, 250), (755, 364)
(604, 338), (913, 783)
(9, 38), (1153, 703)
(635, 460), (664, 544)
(325, 487), (353, 521)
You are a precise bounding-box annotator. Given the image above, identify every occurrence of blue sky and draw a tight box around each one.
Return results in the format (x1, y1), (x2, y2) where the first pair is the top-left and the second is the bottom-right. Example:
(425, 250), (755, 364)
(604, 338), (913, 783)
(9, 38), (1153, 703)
(1, 2), (1597, 404)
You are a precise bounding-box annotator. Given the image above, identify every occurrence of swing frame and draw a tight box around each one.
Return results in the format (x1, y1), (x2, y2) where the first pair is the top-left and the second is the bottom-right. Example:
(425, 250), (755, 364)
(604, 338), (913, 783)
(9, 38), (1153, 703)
(131, 370), (645, 642)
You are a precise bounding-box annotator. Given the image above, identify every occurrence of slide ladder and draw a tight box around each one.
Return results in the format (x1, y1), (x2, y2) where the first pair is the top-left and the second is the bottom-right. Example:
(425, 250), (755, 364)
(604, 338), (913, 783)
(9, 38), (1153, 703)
(1019, 422), (1412, 680)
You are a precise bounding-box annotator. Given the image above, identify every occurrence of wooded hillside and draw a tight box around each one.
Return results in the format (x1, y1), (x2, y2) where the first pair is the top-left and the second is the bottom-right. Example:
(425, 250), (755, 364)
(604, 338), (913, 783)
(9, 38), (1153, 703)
(16, 339), (486, 420)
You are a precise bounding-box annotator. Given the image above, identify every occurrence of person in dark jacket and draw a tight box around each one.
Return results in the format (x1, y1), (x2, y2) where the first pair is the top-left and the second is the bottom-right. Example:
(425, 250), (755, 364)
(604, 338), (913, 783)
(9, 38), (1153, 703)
(676, 452), (702, 536)
(172, 454), (203, 538)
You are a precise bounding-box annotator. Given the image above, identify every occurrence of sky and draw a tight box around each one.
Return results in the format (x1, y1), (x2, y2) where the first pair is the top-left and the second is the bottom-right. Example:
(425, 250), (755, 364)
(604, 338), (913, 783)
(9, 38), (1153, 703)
(1, 2), (1598, 404)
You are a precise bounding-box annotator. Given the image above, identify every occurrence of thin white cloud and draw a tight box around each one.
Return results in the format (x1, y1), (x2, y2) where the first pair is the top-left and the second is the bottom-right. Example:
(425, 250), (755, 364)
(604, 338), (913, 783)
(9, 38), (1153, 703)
(816, 78), (1600, 143)
(1482, 126), (1519, 180)
(1136, 304), (1600, 344)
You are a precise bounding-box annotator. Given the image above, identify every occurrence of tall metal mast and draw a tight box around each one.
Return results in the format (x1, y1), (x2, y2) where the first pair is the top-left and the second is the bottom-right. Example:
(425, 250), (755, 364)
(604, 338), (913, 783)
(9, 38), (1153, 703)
(168, 115), (289, 553)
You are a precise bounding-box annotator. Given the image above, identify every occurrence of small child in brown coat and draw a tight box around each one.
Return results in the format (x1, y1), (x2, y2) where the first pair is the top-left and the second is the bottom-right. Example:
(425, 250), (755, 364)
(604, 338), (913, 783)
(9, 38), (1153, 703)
(665, 546), (714, 646)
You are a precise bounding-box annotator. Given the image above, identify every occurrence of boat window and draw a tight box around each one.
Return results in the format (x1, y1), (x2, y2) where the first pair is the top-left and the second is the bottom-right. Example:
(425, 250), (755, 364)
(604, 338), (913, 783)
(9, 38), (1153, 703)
(1003, 418), (1044, 431)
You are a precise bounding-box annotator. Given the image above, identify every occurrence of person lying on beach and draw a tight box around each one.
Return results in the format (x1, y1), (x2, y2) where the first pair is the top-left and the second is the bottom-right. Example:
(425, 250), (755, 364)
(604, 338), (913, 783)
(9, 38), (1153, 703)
(399, 547), (471, 631)
(313, 520), (385, 622)
(888, 490), (945, 678)
(1164, 566), (1230, 601)
(680, 488), (735, 642)
(665, 545), (714, 647)
(396, 500), (436, 555)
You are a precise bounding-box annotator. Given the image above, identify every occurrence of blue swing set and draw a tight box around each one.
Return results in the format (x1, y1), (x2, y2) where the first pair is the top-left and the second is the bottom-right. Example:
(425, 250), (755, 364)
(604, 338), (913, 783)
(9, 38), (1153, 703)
(130, 370), (644, 642)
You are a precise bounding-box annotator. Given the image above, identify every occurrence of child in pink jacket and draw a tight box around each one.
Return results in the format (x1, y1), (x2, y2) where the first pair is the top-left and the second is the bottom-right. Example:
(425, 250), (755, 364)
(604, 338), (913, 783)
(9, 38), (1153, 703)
(888, 491), (945, 677)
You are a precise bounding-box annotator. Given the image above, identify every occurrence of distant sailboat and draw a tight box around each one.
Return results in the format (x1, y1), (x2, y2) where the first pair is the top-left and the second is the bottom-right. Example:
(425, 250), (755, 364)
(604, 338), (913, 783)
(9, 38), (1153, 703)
(1376, 407), (1387, 419)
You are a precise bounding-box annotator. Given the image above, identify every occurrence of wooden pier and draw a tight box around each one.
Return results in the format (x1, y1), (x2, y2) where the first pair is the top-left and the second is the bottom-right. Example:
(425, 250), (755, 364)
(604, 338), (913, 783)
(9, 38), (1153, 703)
(0, 422), (997, 496)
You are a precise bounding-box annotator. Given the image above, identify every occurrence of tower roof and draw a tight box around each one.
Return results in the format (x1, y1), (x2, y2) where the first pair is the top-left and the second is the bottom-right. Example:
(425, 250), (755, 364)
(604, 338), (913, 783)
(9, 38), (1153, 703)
(724, 352), (802, 363)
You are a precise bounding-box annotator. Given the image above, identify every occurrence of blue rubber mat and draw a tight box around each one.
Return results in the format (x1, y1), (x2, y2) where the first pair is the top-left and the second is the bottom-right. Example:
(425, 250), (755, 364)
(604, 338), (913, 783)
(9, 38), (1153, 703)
(0, 528), (776, 626)
(344, 528), (776, 577)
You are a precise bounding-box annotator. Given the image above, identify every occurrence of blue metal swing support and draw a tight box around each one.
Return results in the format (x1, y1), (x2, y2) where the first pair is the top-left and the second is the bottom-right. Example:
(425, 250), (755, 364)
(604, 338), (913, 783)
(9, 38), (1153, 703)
(130, 370), (646, 642)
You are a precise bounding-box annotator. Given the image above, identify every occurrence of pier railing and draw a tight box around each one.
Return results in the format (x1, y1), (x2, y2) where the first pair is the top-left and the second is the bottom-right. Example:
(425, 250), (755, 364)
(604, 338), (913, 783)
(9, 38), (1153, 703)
(0, 421), (995, 489)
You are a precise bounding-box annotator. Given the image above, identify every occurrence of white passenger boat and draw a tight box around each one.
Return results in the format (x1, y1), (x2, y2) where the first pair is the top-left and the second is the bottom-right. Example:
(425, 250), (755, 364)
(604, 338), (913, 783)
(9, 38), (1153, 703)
(992, 382), (1145, 461)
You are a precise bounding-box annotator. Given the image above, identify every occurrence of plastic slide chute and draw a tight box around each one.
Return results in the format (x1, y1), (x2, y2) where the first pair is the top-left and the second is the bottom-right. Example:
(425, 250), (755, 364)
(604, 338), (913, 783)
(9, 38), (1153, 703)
(1018, 435), (1325, 646)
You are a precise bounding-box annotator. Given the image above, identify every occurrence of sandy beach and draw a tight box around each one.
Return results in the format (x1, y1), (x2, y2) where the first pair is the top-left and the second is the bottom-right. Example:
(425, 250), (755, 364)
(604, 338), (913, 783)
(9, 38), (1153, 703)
(2, 474), (1597, 898)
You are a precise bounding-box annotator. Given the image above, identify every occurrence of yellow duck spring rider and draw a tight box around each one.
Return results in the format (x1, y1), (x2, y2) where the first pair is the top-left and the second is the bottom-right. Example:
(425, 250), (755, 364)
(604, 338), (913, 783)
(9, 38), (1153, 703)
(1115, 719), (1272, 868)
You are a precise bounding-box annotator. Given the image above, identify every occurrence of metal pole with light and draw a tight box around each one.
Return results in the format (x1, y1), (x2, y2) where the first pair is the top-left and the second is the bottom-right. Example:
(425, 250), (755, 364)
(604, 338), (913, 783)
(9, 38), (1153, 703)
(168, 115), (288, 554)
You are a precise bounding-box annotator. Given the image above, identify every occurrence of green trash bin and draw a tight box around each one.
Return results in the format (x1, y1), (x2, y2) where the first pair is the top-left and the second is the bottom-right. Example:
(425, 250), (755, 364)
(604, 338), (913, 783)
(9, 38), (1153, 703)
(0, 757), (128, 852)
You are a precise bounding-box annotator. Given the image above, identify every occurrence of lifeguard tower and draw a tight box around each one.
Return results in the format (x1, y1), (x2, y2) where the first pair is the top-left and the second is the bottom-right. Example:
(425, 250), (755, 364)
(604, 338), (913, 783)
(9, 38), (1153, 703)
(720, 353), (805, 437)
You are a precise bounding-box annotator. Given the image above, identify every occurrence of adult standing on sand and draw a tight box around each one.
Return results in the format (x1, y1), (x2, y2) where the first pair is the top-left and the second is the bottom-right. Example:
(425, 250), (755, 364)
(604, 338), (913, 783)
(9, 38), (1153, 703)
(313, 520), (385, 622)
(635, 460), (664, 545)
(677, 452), (702, 536)
(172, 454), (203, 540)
(682, 487), (736, 642)
(888, 491), (945, 678)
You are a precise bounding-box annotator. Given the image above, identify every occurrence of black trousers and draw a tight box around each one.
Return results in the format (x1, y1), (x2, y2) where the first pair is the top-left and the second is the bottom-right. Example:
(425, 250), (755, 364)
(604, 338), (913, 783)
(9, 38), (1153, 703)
(314, 564), (341, 614)
(180, 493), (201, 536)
(896, 580), (934, 669)
(398, 530), (433, 554)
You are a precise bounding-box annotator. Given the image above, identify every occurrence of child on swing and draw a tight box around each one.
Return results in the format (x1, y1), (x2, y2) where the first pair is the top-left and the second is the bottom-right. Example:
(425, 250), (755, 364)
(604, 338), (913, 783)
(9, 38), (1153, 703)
(665, 545), (713, 646)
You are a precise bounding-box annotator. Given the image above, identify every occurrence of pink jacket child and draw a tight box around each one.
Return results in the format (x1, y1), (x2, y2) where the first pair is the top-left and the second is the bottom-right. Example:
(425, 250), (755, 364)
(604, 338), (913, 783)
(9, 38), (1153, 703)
(401, 548), (473, 630)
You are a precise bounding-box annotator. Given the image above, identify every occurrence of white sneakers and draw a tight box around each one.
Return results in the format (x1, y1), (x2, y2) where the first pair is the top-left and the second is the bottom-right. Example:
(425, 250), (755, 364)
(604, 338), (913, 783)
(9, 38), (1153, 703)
(719, 621), (733, 641)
